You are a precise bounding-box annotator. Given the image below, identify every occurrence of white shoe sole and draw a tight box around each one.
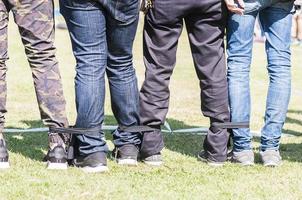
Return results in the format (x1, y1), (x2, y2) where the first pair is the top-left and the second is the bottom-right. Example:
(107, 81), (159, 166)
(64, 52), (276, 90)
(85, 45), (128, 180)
(207, 162), (224, 167)
(198, 155), (224, 167)
(117, 159), (138, 166)
(263, 161), (282, 167)
(240, 161), (255, 166)
(232, 159), (255, 166)
(81, 165), (109, 173)
(0, 162), (10, 169)
(143, 160), (163, 166)
(47, 162), (68, 170)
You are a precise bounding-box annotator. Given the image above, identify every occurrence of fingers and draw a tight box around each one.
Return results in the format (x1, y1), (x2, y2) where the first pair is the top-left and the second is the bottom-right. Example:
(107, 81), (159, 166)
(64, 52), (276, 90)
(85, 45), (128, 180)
(237, 0), (245, 9)
(224, 0), (245, 15)
(225, 0), (235, 5)
(230, 7), (245, 15)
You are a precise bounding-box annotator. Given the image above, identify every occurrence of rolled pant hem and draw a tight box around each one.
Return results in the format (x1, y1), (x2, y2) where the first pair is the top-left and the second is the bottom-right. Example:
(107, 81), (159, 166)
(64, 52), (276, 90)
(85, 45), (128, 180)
(233, 144), (253, 152)
(79, 148), (109, 157)
(260, 146), (280, 152)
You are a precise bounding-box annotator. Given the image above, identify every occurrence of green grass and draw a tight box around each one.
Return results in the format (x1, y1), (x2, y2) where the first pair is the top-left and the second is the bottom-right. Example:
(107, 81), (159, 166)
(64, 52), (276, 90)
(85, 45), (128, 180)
(1, 15), (302, 200)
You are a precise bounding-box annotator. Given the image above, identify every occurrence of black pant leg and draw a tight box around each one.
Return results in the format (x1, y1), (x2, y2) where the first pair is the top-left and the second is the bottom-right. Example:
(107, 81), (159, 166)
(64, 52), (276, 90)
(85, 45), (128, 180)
(184, 0), (229, 162)
(139, 6), (183, 157)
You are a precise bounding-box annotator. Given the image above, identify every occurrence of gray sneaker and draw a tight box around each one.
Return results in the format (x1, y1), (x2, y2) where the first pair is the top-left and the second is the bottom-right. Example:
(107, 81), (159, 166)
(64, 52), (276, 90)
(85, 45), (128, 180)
(231, 150), (255, 166)
(260, 150), (282, 167)
(197, 151), (224, 167)
(142, 153), (163, 166)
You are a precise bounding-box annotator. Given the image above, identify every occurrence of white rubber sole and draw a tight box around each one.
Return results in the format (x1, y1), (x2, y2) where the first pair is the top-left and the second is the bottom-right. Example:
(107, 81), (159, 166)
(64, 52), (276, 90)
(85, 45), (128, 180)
(0, 162), (10, 169)
(81, 165), (109, 173)
(197, 155), (224, 167)
(231, 159), (255, 166)
(263, 161), (282, 167)
(47, 162), (68, 170)
(143, 160), (163, 166)
(117, 159), (138, 166)
(239, 161), (255, 166)
(207, 162), (224, 167)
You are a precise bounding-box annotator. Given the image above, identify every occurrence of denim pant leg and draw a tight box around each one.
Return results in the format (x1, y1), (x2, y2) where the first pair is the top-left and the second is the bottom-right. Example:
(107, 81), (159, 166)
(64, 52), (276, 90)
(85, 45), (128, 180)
(227, 13), (258, 152)
(60, 0), (108, 155)
(259, 7), (292, 151)
(104, 2), (141, 147)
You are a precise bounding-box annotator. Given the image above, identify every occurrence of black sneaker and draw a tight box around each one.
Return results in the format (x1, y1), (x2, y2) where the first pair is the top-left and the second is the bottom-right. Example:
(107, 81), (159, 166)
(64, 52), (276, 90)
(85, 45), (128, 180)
(142, 153), (163, 166)
(46, 146), (68, 170)
(197, 151), (224, 167)
(0, 139), (9, 169)
(112, 144), (138, 166)
(46, 133), (68, 170)
(73, 151), (108, 173)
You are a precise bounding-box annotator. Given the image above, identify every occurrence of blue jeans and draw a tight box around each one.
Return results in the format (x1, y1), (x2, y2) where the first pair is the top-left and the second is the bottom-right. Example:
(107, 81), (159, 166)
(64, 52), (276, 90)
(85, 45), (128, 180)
(227, 1), (293, 152)
(60, 0), (141, 155)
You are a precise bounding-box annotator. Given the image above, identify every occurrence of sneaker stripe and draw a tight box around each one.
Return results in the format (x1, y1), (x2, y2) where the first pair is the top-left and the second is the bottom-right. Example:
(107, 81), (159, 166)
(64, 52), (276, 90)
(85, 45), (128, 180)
(47, 162), (68, 170)
(117, 159), (138, 166)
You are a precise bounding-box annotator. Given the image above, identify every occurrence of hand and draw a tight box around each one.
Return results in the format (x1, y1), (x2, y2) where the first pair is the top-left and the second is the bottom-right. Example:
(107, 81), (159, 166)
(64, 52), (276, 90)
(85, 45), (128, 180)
(140, 0), (153, 14)
(224, 0), (245, 15)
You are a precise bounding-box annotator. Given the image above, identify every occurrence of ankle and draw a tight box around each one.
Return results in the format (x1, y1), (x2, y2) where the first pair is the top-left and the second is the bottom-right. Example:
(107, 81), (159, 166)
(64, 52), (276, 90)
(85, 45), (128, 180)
(48, 132), (66, 150)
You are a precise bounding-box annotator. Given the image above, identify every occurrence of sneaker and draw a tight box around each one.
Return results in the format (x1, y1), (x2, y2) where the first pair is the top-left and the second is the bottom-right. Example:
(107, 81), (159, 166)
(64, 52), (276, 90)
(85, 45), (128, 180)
(113, 144), (138, 166)
(231, 150), (255, 166)
(260, 150), (282, 167)
(46, 133), (68, 170)
(142, 153), (163, 166)
(227, 150), (233, 161)
(197, 151), (224, 167)
(0, 139), (9, 169)
(73, 151), (108, 173)
(46, 146), (68, 170)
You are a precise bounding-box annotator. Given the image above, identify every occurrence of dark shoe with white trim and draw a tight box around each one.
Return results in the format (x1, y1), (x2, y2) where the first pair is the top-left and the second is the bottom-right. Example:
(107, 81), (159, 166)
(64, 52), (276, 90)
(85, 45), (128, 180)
(74, 151), (108, 173)
(113, 144), (138, 166)
(198, 151), (224, 167)
(142, 153), (163, 166)
(46, 133), (68, 170)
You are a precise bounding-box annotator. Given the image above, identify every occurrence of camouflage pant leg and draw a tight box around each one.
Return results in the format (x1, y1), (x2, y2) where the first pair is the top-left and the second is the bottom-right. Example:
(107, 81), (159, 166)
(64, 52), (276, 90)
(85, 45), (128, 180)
(10, 0), (68, 128)
(0, 1), (9, 132)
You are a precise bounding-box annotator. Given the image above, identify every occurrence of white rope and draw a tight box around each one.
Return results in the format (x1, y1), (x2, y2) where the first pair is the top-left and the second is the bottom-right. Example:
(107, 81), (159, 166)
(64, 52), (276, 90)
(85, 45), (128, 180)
(3, 123), (296, 138)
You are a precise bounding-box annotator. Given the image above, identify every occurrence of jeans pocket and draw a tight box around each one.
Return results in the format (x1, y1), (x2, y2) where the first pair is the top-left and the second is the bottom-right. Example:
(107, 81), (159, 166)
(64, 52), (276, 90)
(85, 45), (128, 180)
(244, 0), (271, 14)
(113, 0), (139, 23)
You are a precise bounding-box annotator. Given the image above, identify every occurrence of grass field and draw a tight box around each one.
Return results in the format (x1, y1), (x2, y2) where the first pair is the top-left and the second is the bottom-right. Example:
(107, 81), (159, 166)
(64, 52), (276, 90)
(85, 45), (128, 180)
(0, 14), (302, 200)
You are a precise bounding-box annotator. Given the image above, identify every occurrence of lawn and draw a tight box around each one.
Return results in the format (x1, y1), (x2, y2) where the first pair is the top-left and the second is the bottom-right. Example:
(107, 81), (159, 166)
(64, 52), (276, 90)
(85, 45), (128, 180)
(0, 13), (302, 200)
